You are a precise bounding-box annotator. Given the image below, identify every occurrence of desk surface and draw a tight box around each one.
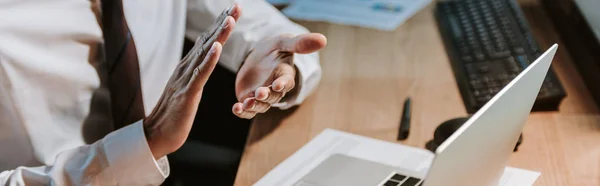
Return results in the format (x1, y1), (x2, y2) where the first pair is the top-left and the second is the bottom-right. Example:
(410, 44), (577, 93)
(235, 3), (600, 186)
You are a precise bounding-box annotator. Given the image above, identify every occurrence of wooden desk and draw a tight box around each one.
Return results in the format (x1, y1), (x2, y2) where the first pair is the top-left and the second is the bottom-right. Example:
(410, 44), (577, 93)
(235, 3), (600, 186)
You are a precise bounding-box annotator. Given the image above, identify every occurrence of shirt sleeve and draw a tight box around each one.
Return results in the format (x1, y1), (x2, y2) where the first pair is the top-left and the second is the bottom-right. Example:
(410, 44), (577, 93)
(186, 0), (322, 109)
(0, 121), (169, 186)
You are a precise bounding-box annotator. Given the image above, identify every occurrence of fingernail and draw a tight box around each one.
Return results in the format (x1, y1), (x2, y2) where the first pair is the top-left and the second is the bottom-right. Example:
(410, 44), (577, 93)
(209, 42), (217, 53)
(275, 85), (284, 92)
(221, 18), (230, 28)
(258, 93), (266, 101)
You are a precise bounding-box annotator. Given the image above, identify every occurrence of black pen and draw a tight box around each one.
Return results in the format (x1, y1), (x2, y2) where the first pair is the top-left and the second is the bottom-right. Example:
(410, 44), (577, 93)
(397, 97), (412, 140)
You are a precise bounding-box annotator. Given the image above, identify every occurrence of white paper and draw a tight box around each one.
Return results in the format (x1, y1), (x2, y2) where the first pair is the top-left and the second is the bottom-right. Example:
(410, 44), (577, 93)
(499, 167), (542, 186)
(281, 0), (432, 31)
(254, 129), (540, 186)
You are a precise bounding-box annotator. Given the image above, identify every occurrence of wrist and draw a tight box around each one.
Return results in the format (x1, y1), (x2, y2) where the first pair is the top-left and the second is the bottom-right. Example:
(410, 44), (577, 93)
(143, 118), (166, 160)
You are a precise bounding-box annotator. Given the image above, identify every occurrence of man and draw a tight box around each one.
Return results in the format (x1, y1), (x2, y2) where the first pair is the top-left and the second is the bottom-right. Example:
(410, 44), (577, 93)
(0, 0), (326, 185)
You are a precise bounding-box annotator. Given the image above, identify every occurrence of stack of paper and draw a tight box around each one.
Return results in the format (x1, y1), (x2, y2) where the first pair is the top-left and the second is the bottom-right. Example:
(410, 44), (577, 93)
(281, 0), (432, 31)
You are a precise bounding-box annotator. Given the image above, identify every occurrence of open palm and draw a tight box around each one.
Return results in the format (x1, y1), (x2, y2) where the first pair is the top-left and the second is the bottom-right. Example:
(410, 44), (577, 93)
(233, 33), (327, 119)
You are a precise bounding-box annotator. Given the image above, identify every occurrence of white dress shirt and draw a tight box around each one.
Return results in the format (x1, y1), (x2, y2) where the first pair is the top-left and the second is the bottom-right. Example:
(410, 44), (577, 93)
(0, 0), (321, 185)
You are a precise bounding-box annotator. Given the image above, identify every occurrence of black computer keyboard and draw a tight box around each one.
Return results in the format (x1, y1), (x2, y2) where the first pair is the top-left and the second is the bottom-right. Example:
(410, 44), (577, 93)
(435, 0), (566, 113)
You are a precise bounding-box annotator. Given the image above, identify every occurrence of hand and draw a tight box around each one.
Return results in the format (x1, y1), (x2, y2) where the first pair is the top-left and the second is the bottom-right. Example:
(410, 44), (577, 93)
(233, 33), (327, 119)
(144, 5), (241, 159)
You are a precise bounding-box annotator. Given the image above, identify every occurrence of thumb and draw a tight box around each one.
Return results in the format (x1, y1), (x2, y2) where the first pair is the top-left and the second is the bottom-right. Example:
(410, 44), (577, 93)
(278, 33), (327, 54)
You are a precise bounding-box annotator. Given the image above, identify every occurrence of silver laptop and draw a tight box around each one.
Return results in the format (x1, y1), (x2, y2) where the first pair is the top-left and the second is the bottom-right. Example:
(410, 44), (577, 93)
(294, 44), (558, 186)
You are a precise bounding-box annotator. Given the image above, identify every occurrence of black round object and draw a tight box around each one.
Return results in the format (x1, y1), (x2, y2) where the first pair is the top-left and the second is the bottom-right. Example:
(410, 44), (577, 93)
(426, 117), (523, 153)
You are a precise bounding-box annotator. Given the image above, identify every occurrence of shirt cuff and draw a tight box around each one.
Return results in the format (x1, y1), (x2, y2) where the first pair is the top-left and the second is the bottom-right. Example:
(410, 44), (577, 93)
(102, 120), (170, 185)
(272, 52), (322, 109)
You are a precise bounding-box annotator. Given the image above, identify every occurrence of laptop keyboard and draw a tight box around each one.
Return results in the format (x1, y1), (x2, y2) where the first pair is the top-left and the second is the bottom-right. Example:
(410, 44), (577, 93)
(382, 173), (424, 186)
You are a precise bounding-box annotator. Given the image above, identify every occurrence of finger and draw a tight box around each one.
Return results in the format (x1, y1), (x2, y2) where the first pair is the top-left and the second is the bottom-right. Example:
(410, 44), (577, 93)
(255, 86), (285, 104)
(182, 6), (235, 62)
(185, 16), (234, 75)
(254, 87), (270, 101)
(275, 51), (294, 65)
(197, 16), (233, 61)
(242, 98), (271, 113)
(277, 33), (327, 54)
(238, 91), (255, 104)
(187, 42), (222, 92)
(215, 17), (235, 45)
(174, 47), (201, 78)
(230, 4), (242, 21)
(272, 74), (295, 93)
(232, 103), (257, 119)
(197, 5), (235, 45)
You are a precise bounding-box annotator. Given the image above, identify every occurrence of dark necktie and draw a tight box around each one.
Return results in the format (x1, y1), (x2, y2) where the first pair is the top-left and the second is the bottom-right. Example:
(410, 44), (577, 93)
(100, 1), (146, 130)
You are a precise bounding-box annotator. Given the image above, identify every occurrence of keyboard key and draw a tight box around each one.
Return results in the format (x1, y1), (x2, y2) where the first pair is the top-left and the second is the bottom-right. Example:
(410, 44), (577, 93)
(391, 174), (407, 181)
(476, 96), (488, 103)
(484, 95), (492, 100)
(470, 80), (483, 89)
(478, 65), (490, 73)
(492, 87), (501, 93)
(513, 47), (525, 54)
(384, 180), (400, 186)
(462, 55), (473, 62)
(489, 50), (511, 58)
(401, 177), (421, 186)
(498, 73), (509, 80)
(474, 52), (486, 60)
(539, 87), (548, 96)
(482, 76), (491, 83)
(504, 57), (520, 72)
(469, 73), (479, 80)
(465, 63), (477, 73)
(484, 45), (494, 51)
